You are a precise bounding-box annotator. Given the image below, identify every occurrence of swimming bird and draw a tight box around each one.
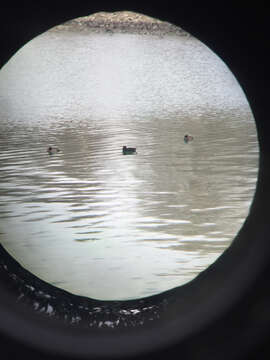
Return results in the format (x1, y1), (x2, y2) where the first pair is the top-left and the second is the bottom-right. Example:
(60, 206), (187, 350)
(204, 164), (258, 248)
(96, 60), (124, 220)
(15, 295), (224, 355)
(122, 146), (137, 155)
(47, 146), (60, 155)
(184, 134), (194, 143)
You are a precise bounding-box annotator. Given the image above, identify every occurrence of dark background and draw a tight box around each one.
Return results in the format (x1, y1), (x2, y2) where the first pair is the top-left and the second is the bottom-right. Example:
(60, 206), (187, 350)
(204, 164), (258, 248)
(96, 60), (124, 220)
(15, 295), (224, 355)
(0, 2), (270, 359)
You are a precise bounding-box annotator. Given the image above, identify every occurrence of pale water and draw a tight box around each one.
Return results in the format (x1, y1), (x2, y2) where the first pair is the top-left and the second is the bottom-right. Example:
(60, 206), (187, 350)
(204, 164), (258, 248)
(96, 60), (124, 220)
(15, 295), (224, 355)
(0, 30), (258, 300)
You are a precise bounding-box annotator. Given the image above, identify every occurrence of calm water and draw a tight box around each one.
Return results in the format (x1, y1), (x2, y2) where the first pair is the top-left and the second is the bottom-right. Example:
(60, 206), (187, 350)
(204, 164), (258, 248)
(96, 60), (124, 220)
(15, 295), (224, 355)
(0, 30), (258, 300)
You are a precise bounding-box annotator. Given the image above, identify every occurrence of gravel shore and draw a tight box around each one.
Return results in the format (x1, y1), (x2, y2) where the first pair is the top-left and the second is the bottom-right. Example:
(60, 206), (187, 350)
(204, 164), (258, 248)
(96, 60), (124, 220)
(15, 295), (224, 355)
(51, 11), (189, 37)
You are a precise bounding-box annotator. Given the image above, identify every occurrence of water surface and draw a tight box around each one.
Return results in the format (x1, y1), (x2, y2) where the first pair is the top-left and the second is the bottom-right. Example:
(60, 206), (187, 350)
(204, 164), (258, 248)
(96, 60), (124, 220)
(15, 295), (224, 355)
(0, 31), (258, 300)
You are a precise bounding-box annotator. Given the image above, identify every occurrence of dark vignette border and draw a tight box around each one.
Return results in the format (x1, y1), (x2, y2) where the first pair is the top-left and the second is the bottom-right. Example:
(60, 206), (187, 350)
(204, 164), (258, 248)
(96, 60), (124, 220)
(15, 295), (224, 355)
(0, 2), (269, 360)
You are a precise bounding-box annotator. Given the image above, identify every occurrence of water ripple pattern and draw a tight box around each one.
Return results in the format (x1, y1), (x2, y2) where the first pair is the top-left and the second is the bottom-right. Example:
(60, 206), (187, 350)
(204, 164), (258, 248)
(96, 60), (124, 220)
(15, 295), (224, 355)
(0, 31), (258, 300)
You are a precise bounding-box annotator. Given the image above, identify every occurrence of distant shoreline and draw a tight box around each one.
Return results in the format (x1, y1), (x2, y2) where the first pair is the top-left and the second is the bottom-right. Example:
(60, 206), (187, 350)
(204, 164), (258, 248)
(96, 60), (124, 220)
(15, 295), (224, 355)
(50, 11), (190, 37)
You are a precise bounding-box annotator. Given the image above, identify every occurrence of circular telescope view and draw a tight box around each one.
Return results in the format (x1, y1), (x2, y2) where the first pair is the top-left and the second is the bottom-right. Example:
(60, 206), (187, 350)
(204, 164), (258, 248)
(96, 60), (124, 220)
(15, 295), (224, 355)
(0, 11), (258, 300)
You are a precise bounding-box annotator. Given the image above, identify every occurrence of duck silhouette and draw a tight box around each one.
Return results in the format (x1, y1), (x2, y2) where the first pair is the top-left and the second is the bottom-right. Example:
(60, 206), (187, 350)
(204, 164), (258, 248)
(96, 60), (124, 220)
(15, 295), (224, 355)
(47, 146), (60, 155)
(122, 146), (137, 155)
(184, 134), (194, 143)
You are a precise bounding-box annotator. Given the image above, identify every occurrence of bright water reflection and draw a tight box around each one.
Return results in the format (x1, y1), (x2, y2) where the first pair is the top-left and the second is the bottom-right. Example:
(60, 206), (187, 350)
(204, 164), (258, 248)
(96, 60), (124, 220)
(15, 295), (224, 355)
(0, 30), (258, 299)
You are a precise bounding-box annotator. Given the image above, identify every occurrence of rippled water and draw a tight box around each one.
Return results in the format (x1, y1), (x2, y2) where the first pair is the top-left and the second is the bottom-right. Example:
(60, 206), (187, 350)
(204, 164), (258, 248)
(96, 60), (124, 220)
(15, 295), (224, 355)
(0, 30), (258, 300)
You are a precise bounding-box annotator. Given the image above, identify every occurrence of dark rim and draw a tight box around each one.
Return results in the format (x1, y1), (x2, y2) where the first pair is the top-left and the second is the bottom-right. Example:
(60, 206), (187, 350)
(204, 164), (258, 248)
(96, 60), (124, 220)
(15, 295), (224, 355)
(0, 3), (268, 359)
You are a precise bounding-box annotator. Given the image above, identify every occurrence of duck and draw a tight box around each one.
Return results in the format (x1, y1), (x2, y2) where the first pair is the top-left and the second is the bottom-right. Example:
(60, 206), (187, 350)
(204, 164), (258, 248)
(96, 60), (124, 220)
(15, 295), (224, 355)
(184, 134), (194, 143)
(122, 146), (137, 155)
(47, 146), (60, 155)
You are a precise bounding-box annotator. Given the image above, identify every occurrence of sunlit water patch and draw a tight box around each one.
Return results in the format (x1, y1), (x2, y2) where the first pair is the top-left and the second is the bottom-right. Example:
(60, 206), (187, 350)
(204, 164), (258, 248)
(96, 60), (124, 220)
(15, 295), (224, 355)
(0, 29), (258, 300)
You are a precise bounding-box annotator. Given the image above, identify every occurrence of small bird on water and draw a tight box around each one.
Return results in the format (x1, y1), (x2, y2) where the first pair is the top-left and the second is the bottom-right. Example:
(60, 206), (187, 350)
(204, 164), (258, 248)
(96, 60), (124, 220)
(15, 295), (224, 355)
(122, 146), (137, 155)
(184, 134), (194, 143)
(47, 146), (60, 155)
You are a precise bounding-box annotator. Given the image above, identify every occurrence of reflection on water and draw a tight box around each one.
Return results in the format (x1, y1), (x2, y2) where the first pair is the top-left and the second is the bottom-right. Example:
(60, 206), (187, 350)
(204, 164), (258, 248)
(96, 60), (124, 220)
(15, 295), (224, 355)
(0, 30), (258, 300)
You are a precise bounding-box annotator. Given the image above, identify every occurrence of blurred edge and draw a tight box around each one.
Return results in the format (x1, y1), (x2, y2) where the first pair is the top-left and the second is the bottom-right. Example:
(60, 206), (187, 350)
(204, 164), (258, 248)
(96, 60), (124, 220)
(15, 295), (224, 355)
(0, 2), (270, 360)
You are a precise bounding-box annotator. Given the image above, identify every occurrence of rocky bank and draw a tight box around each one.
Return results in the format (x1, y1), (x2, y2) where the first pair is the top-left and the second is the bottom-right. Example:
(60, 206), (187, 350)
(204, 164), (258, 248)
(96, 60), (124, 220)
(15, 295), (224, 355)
(52, 11), (189, 36)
